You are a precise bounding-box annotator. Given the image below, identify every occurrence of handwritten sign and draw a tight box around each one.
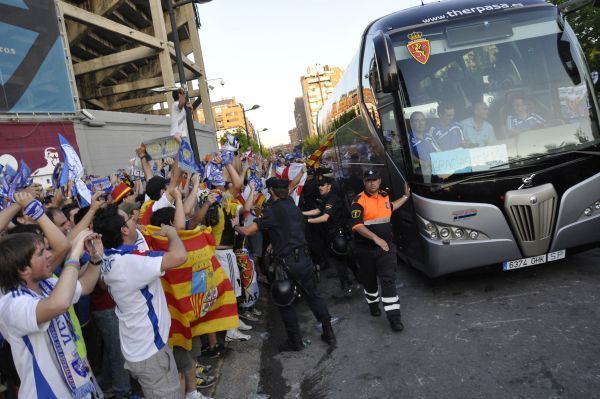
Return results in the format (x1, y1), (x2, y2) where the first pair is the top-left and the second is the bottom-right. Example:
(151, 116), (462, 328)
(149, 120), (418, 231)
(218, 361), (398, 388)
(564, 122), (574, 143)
(143, 136), (179, 160)
(430, 148), (472, 175)
(431, 145), (509, 175)
(469, 144), (508, 172)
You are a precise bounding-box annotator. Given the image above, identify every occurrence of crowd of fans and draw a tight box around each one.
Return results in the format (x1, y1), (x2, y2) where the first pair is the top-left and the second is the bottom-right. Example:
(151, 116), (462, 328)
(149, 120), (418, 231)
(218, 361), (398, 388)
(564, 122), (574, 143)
(0, 134), (314, 399)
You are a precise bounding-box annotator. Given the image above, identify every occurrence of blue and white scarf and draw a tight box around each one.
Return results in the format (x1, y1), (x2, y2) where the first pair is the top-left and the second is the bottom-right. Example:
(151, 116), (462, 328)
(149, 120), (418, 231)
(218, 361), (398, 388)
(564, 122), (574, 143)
(24, 281), (100, 398)
(204, 160), (225, 188)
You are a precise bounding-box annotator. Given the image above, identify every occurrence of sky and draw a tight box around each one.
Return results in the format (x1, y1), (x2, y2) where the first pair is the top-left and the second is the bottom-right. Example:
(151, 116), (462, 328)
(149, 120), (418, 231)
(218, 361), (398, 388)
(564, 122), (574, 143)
(196, 0), (424, 147)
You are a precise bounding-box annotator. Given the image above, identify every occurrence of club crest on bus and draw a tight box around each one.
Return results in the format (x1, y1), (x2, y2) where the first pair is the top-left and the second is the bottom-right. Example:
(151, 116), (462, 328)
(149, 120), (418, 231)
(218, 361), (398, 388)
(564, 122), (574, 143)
(406, 32), (430, 65)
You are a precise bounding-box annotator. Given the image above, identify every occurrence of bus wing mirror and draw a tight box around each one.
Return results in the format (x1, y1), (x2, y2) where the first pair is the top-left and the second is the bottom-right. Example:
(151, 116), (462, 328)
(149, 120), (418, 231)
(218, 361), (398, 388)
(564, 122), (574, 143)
(373, 31), (399, 94)
(558, 0), (596, 15)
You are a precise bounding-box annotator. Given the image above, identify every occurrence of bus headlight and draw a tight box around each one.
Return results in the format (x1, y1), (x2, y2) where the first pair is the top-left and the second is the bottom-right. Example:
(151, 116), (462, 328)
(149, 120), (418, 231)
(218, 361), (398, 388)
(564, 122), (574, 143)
(417, 215), (486, 242)
(595, 201), (600, 210)
(439, 228), (451, 239)
(584, 207), (592, 217)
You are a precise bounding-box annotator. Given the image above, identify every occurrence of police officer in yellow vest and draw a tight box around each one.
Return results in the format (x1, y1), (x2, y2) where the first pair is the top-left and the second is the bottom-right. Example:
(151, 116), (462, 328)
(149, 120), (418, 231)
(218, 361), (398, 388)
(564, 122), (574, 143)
(349, 169), (410, 332)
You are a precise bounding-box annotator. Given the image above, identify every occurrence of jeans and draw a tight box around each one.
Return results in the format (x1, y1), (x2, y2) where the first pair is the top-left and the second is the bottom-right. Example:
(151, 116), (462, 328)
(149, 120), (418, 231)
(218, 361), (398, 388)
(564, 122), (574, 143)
(92, 308), (131, 398)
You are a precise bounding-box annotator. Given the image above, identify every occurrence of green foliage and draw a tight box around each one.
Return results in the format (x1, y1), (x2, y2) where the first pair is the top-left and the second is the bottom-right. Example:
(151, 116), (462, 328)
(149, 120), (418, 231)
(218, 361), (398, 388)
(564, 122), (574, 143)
(302, 134), (325, 155)
(550, 0), (600, 72)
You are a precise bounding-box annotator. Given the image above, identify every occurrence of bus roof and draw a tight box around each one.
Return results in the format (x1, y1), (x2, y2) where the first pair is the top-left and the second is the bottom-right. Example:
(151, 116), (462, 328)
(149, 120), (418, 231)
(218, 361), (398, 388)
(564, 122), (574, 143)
(367, 0), (553, 35)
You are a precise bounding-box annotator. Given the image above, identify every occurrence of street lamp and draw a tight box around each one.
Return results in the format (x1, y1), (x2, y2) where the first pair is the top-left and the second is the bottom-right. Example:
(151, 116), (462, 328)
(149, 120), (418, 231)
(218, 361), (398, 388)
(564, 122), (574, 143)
(239, 104), (260, 143)
(166, 0), (213, 162)
(256, 128), (268, 153)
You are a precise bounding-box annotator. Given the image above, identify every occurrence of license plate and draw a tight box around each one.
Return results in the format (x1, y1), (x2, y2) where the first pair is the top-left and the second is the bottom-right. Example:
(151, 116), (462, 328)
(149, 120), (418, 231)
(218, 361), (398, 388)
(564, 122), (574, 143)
(502, 250), (566, 271)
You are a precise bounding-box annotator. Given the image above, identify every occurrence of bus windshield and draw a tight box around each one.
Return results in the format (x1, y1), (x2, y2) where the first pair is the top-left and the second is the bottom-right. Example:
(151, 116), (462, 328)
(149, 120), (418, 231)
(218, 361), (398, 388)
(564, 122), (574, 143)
(391, 8), (600, 183)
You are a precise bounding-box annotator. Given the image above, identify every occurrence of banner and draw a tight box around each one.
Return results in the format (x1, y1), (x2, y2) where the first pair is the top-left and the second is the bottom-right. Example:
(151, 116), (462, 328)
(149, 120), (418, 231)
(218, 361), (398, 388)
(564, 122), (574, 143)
(0, 0), (77, 113)
(143, 136), (179, 160)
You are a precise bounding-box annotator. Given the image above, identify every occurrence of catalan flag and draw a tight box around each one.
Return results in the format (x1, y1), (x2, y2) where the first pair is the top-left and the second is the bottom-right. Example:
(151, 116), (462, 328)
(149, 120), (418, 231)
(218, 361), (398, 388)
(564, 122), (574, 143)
(143, 225), (239, 350)
(306, 131), (336, 169)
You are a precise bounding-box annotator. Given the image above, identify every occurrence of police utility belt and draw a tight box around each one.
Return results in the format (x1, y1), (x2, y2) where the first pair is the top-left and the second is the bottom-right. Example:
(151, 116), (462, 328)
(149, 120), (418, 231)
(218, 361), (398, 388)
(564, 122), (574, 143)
(274, 246), (310, 265)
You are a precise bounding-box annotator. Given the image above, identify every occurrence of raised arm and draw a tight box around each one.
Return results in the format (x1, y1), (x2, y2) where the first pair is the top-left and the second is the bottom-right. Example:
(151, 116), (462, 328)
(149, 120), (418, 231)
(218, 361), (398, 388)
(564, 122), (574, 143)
(171, 187), (186, 230)
(68, 191), (105, 240)
(136, 143), (154, 181)
(155, 225), (187, 271)
(183, 174), (200, 217)
(189, 192), (216, 229)
(78, 233), (103, 295)
(0, 203), (21, 232)
(390, 183), (411, 211)
(14, 192), (71, 268)
(35, 229), (92, 324)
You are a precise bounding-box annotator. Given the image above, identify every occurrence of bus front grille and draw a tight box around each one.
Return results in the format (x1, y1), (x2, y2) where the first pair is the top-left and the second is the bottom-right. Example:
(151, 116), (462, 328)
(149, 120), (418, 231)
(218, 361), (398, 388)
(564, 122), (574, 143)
(505, 184), (557, 257)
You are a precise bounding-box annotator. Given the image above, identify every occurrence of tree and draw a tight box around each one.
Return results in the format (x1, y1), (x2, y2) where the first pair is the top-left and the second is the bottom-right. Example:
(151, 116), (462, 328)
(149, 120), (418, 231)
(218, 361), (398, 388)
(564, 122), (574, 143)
(551, 0), (600, 72)
(302, 134), (327, 155)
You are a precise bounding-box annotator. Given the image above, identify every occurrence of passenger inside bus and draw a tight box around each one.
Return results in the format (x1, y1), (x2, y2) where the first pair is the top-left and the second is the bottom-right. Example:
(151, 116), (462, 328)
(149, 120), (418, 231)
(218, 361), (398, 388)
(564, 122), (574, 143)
(506, 95), (547, 135)
(430, 102), (466, 151)
(408, 111), (440, 163)
(460, 101), (497, 147)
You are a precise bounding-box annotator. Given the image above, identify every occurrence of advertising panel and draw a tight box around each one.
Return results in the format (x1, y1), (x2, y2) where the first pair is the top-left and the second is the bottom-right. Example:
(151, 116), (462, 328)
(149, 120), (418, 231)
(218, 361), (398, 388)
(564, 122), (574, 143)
(0, 0), (77, 113)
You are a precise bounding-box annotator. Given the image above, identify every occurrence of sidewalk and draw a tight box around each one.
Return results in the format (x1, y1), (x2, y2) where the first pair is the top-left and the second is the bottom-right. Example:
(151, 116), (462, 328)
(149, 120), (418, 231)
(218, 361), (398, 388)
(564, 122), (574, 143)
(207, 296), (270, 399)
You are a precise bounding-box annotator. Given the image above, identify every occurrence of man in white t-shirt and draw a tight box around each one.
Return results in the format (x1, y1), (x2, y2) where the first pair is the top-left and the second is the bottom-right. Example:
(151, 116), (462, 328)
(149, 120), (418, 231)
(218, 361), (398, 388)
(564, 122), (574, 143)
(0, 192), (103, 398)
(93, 204), (188, 399)
(170, 88), (189, 137)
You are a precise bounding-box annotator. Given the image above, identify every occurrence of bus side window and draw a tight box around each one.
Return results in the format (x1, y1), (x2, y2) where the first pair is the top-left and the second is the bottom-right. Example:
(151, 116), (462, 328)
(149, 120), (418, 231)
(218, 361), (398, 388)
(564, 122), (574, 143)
(379, 106), (405, 167)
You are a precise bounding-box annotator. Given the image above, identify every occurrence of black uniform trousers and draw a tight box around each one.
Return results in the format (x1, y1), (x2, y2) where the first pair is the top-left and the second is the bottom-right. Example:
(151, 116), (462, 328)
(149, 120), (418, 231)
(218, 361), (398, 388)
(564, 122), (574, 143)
(355, 243), (401, 321)
(278, 251), (331, 338)
(325, 231), (359, 288)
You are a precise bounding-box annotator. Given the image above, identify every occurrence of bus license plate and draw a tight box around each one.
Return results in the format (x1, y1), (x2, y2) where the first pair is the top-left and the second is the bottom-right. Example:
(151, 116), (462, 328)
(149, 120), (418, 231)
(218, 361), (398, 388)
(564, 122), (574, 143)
(502, 250), (566, 271)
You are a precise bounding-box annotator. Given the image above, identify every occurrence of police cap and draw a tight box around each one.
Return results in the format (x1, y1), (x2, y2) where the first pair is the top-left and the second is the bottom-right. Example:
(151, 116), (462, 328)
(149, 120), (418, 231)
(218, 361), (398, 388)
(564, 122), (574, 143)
(265, 177), (288, 189)
(318, 176), (333, 186)
(363, 169), (381, 181)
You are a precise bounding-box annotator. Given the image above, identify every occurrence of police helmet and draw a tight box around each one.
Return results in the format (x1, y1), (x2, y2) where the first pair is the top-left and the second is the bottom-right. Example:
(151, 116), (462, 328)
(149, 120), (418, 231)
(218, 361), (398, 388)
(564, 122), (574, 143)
(331, 234), (349, 256)
(270, 279), (298, 307)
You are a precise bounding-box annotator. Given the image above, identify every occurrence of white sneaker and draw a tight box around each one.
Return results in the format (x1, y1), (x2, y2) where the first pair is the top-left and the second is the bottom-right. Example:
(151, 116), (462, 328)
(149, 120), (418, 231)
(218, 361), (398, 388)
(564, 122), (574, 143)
(238, 319), (253, 331)
(186, 390), (213, 399)
(225, 328), (251, 342)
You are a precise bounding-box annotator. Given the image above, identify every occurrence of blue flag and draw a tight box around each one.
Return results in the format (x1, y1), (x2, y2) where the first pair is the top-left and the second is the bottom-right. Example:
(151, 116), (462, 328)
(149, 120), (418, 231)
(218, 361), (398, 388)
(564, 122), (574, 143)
(57, 133), (92, 206)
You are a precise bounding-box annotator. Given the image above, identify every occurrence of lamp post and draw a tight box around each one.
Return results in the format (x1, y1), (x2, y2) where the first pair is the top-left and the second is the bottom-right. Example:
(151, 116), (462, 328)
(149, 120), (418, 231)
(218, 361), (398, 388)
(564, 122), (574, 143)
(239, 103), (260, 144)
(256, 128), (268, 154)
(166, 0), (212, 162)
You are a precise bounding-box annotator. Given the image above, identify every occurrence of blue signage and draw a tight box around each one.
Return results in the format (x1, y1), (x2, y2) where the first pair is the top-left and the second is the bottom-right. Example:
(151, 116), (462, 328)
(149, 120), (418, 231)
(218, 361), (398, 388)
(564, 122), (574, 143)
(0, 0), (77, 113)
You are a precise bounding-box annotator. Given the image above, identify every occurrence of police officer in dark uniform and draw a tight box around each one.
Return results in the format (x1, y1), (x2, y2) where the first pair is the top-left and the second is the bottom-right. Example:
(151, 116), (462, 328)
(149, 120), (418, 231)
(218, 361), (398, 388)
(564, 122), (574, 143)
(300, 169), (329, 271)
(303, 176), (356, 297)
(349, 169), (410, 332)
(232, 177), (336, 351)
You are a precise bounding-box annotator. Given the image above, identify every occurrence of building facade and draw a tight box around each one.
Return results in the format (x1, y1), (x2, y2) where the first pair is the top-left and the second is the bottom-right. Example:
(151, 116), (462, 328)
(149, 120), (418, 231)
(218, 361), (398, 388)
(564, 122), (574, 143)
(293, 97), (310, 142)
(288, 127), (300, 147)
(300, 64), (344, 137)
(197, 97), (255, 139)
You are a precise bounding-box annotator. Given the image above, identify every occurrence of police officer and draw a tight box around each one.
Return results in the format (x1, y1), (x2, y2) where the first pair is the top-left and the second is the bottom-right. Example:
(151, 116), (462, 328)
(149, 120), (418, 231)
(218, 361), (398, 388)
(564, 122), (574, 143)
(349, 169), (410, 332)
(232, 177), (336, 351)
(303, 176), (356, 297)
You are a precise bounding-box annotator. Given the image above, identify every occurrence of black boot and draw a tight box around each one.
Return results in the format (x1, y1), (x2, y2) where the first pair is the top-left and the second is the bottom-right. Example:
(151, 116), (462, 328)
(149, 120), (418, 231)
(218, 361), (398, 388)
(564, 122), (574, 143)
(321, 322), (337, 346)
(278, 331), (304, 352)
(369, 302), (381, 317)
(389, 317), (404, 332)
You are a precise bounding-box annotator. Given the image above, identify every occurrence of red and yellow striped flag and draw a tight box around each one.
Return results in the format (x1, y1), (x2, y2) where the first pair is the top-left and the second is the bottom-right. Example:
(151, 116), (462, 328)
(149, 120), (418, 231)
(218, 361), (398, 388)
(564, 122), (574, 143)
(306, 132), (336, 169)
(143, 225), (239, 350)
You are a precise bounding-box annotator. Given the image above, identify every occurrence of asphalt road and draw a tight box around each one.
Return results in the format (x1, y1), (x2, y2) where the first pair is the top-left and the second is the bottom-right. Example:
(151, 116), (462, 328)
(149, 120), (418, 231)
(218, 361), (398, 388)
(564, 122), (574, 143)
(258, 247), (600, 399)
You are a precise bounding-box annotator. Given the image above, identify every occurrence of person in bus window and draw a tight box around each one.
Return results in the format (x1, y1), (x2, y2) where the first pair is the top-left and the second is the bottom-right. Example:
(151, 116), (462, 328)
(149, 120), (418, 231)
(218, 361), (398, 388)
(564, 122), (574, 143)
(506, 96), (546, 134)
(408, 111), (440, 162)
(460, 101), (497, 147)
(430, 102), (465, 150)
